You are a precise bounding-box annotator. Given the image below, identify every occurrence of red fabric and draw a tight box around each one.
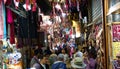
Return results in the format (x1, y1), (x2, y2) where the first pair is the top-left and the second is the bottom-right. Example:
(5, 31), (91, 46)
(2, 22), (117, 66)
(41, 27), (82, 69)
(10, 23), (15, 44)
(69, 28), (72, 36)
(5, 0), (11, 5)
(26, 0), (29, 11)
(7, 8), (14, 24)
(16, 0), (19, 2)
(0, 0), (1, 4)
(32, 0), (37, 12)
(65, 0), (69, 9)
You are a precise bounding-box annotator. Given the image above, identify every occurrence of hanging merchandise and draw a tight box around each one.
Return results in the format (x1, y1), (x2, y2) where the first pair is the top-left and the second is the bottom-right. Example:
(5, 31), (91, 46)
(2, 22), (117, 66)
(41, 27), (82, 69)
(112, 42), (120, 59)
(32, 0), (37, 12)
(70, 0), (77, 13)
(0, 0), (7, 39)
(112, 24), (120, 42)
(10, 24), (15, 44)
(6, 0), (27, 18)
(6, 0), (15, 44)
(1, 39), (22, 69)
(3, 0), (7, 39)
(0, 2), (4, 39)
(13, 0), (20, 9)
(7, 8), (14, 24)
(23, 0), (31, 11)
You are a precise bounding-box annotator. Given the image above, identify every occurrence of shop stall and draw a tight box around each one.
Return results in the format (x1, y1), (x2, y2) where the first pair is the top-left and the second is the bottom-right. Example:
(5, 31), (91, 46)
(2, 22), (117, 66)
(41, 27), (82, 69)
(0, 39), (22, 69)
(104, 0), (120, 68)
(106, 1), (120, 60)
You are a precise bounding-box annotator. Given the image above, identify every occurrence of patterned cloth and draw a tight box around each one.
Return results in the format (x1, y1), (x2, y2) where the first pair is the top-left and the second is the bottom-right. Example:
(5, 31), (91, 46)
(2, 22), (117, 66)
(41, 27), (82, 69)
(113, 60), (120, 69)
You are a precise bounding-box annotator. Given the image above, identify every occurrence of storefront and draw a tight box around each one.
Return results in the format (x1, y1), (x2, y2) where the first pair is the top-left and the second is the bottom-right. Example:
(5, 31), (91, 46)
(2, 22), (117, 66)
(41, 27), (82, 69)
(103, 0), (120, 68)
(86, 0), (107, 68)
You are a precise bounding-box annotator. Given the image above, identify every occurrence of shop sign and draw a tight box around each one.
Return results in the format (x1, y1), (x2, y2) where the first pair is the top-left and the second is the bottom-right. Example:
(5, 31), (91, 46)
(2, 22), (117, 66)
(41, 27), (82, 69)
(112, 24), (120, 42)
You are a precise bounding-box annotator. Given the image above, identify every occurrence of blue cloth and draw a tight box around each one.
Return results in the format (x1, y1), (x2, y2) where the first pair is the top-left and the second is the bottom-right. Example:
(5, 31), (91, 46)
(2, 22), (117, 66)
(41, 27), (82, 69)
(52, 61), (67, 69)
(2, 1), (7, 39)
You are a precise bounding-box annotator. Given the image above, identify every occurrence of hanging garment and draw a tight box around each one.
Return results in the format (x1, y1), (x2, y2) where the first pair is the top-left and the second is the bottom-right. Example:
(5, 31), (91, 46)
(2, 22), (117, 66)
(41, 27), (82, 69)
(32, 0), (37, 12)
(6, 0), (15, 43)
(0, 2), (4, 39)
(23, 0), (31, 11)
(6, 0), (27, 18)
(18, 10), (38, 39)
(7, 8), (14, 24)
(10, 23), (15, 44)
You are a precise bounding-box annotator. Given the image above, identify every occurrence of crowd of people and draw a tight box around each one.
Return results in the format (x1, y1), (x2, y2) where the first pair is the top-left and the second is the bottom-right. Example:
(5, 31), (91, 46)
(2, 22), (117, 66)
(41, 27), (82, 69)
(29, 38), (101, 69)
(29, 37), (120, 69)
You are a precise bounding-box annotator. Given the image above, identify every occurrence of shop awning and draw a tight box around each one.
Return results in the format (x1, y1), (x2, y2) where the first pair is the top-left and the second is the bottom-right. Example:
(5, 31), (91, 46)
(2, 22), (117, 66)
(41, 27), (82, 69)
(107, 2), (120, 15)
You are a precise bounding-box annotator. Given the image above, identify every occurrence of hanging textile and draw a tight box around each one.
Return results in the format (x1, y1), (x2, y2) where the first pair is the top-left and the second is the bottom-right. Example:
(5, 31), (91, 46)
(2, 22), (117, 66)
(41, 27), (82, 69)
(10, 23), (15, 44)
(23, 0), (31, 11)
(0, 0), (7, 39)
(7, 8), (14, 24)
(71, 0), (77, 13)
(6, 0), (15, 44)
(13, 0), (20, 9)
(0, 0), (1, 4)
(3, 0), (7, 39)
(32, 0), (37, 12)
(26, 0), (29, 10)
(0, 2), (4, 39)
(6, 0), (27, 18)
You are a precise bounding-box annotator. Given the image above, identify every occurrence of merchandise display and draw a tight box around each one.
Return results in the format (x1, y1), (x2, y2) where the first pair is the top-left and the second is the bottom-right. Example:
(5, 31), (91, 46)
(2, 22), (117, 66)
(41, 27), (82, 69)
(0, 39), (22, 69)
(112, 42), (120, 59)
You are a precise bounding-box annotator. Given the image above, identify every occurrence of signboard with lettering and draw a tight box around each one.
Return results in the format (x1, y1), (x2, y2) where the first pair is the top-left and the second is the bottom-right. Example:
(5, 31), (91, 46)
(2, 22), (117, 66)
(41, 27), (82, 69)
(112, 24), (120, 42)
